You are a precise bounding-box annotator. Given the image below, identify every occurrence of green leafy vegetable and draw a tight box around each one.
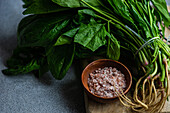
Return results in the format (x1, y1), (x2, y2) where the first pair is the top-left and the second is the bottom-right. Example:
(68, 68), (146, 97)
(22, 0), (69, 15)
(2, 47), (45, 75)
(22, 0), (34, 8)
(2, 59), (40, 75)
(80, 0), (170, 112)
(107, 0), (131, 21)
(52, 0), (100, 8)
(52, 0), (81, 8)
(18, 12), (73, 47)
(54, 28), (79, 46)
(74, 20), (107, 51)
(151, 0), (170, 27)
(129, 3), (152, 38)
(75, 43), (106, 58)
(36, 58), (49, 77)
(107, 34), (120, 60)
(46, 44), (75, 80)
(78, 8), (96, 17)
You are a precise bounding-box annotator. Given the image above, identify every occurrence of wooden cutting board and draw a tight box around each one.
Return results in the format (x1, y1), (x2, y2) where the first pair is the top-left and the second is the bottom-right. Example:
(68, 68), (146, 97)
(84, 6), (170, 113)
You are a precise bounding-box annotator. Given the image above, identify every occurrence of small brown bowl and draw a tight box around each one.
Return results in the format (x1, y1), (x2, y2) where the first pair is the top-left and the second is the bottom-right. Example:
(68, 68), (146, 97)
(81, 59), (132, 103)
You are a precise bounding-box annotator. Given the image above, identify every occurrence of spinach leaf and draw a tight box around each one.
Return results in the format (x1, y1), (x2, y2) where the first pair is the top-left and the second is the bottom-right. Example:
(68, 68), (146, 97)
(107, 0), (130, 20)
(5, 47), (32, 68)
(36, 58), (49, 77)
(18, 12), (74, 47)
(75, 44), (94, 58)
(22, 0), (70, 15)
(75, 44), (106, 58)
(82, 0), (101, 7)
(17, 15), (37, 35)
(74, 21), (107, 52)
(6, 47), (45, 67)
(52, 0), (81, 8)
(107, 34), (120, 60)
(2, 60), (40, 75)
(52, 0), (100, 8)
(2, 47), (45, 75)
(78, 9), (96, 17)
(46, 44), (75, 80)
(54, 28), (79, 46)
(151, 0), (170, 27)
(22, 0), (34, 8)
(77, 9), (97, 24)
(129, 4), (152, 38)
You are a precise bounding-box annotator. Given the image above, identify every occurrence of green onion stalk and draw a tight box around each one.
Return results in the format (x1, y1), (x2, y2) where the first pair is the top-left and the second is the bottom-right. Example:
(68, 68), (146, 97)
(82, 0), (170, 112)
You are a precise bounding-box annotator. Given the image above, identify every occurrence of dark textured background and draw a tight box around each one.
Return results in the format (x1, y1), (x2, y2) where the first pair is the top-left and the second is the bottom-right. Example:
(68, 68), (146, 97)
(0, 0), (85, 113)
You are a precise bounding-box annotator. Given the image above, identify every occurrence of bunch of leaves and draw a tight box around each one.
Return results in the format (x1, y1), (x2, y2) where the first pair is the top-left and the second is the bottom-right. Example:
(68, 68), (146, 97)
(2, 0), (115, 80)
(2, 0), (169, 81)
(77, 0), (170, 112)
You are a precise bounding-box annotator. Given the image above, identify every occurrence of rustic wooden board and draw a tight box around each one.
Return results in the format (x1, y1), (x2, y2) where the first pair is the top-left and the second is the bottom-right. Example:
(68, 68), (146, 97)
(84, 6), (170, 113)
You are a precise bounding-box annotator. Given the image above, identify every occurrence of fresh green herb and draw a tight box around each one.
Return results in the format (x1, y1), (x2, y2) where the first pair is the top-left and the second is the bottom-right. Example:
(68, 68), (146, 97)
(52, 0), (100, 8)
(2, 47), (45, 75)
(22, 0), (70, 15)
(74, 19), (107, 52)
(107, 34), (120, 61)
(46, 44), (75, 80)
(79, 0), (170, 112)
(54, 28), (79, 46)
(18, 11), (75, 47)
(151, 0), (170, 27)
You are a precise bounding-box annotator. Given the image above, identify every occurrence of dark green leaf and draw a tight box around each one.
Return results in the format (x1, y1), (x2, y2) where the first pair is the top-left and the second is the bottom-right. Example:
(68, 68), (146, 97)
(2, 47), (46, 76)
(2, 59), (40, 75)
(107, 0), (130, 19)
(74, 22), (107, 51)
(18, 12), (73, 47)
(75, 44), (106, 58)
(77, 9), (97, 24)
(52, 0), (100, 8)
(54, 36), (72, 46)
(17, 15), (37, 35)
(22, 0), (70, 15)
(52, 0), (81, 8)
(151, 0), (170, 27)
(129, 4), (152, 38)
(78, 9), (96, 17)
(75, 44), (93, 58)
(82, 0), (101, 7)
(6, 47), (44, 67)
(22, 0), (34, 8)
(96, 0), (138, 32)
(37, 58), (49, 77)
(46, 44), (75, 80)
(107, 34), (120, 60)
(54, 28), (79, 46)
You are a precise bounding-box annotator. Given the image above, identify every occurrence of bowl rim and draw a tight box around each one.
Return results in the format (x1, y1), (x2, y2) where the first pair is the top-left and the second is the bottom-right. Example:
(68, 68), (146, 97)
(81, 59), (132, 99)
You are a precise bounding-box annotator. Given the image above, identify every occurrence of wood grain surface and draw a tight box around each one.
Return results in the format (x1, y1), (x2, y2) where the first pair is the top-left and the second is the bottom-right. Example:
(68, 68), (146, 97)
(84, 6), (170, 113)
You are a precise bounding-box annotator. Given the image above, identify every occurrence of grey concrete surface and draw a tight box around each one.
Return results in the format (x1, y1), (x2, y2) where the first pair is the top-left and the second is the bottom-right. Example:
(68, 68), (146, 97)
(0, 0), (85, 113)
(166, 0), (170, 5)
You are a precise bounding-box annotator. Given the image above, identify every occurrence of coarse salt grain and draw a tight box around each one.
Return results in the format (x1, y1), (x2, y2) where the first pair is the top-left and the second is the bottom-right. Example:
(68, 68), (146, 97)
(88, 67), (126, 98)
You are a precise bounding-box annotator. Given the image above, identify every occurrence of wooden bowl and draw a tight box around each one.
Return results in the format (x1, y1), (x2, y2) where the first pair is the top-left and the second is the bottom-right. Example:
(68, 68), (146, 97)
(81, 59), (132, 103)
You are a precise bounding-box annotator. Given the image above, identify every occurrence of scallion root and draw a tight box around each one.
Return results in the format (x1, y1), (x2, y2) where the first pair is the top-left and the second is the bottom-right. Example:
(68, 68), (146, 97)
(114, 63), (169, 113)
